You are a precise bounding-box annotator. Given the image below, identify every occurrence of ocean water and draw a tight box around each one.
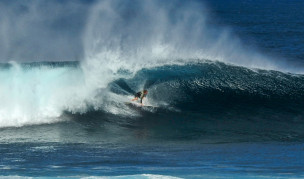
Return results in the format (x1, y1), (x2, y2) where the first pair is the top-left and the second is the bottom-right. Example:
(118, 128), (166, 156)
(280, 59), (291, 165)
(0, 0), (304, 178)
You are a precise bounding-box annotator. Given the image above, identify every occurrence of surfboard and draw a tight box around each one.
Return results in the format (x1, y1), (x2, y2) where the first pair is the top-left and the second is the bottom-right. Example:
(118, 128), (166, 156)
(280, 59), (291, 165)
(125, 102), (157, 109)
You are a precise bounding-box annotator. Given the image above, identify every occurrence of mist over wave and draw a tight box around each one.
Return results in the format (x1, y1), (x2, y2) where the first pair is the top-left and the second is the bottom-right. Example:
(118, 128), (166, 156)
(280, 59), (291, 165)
(0, 0), (303, 127)
(83, 0), (282, 78)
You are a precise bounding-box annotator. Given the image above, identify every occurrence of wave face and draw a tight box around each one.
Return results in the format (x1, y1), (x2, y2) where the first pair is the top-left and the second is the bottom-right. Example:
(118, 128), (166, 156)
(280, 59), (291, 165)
(105, 61), (304, 142)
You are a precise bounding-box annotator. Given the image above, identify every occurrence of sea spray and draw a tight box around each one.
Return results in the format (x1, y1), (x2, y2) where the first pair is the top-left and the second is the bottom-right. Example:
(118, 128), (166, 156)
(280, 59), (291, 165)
(82, 0), (283, 79)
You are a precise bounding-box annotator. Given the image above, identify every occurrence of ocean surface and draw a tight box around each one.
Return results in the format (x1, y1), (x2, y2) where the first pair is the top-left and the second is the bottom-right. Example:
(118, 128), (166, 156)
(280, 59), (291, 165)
(0, 0), (304, 178)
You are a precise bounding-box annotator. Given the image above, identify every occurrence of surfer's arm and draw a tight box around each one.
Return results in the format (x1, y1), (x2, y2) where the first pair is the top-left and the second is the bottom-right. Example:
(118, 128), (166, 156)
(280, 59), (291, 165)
(140, 97), (145, 104)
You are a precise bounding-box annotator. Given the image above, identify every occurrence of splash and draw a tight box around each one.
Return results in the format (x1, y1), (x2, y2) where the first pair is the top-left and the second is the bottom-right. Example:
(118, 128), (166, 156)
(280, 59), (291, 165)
(82, 0), (286, 84)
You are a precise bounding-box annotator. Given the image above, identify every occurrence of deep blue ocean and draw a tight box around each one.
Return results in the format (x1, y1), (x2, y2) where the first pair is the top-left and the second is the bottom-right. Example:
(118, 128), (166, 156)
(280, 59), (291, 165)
(0, 0), (304, 178)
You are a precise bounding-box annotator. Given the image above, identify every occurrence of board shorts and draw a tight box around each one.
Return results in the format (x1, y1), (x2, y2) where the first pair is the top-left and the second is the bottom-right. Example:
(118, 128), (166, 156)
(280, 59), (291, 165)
(135, 92), (142, 98)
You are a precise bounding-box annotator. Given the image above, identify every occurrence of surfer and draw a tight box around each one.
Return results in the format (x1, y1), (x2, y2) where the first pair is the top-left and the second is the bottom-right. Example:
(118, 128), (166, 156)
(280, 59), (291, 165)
(132, 90), (148, 105)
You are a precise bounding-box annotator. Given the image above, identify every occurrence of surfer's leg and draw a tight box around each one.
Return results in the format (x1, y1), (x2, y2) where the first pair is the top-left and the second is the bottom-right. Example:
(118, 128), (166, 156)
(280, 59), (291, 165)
(132, 97), (138, 101)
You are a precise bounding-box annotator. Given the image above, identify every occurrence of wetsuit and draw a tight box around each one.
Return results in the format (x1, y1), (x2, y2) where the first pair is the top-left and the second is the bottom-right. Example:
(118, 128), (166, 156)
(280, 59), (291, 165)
(135, 91), (147, 103)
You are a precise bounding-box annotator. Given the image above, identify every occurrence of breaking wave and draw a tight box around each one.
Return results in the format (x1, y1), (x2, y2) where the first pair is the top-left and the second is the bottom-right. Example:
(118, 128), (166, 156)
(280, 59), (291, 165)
(0, 0), (303, 130)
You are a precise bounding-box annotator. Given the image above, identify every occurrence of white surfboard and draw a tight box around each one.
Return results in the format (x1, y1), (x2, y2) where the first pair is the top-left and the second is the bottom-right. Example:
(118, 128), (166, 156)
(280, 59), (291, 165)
(125, 102), (157, 108)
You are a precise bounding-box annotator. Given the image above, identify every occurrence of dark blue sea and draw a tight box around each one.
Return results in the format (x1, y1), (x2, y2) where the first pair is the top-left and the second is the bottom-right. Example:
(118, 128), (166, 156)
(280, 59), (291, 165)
(0, 0), (304, 178)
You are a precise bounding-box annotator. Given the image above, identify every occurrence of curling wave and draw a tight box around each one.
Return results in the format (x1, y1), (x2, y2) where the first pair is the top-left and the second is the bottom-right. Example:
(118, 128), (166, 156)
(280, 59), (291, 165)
(72, 61), (304, 143)
(1, 61), (304, 143)
(1, 0), (304, 130)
